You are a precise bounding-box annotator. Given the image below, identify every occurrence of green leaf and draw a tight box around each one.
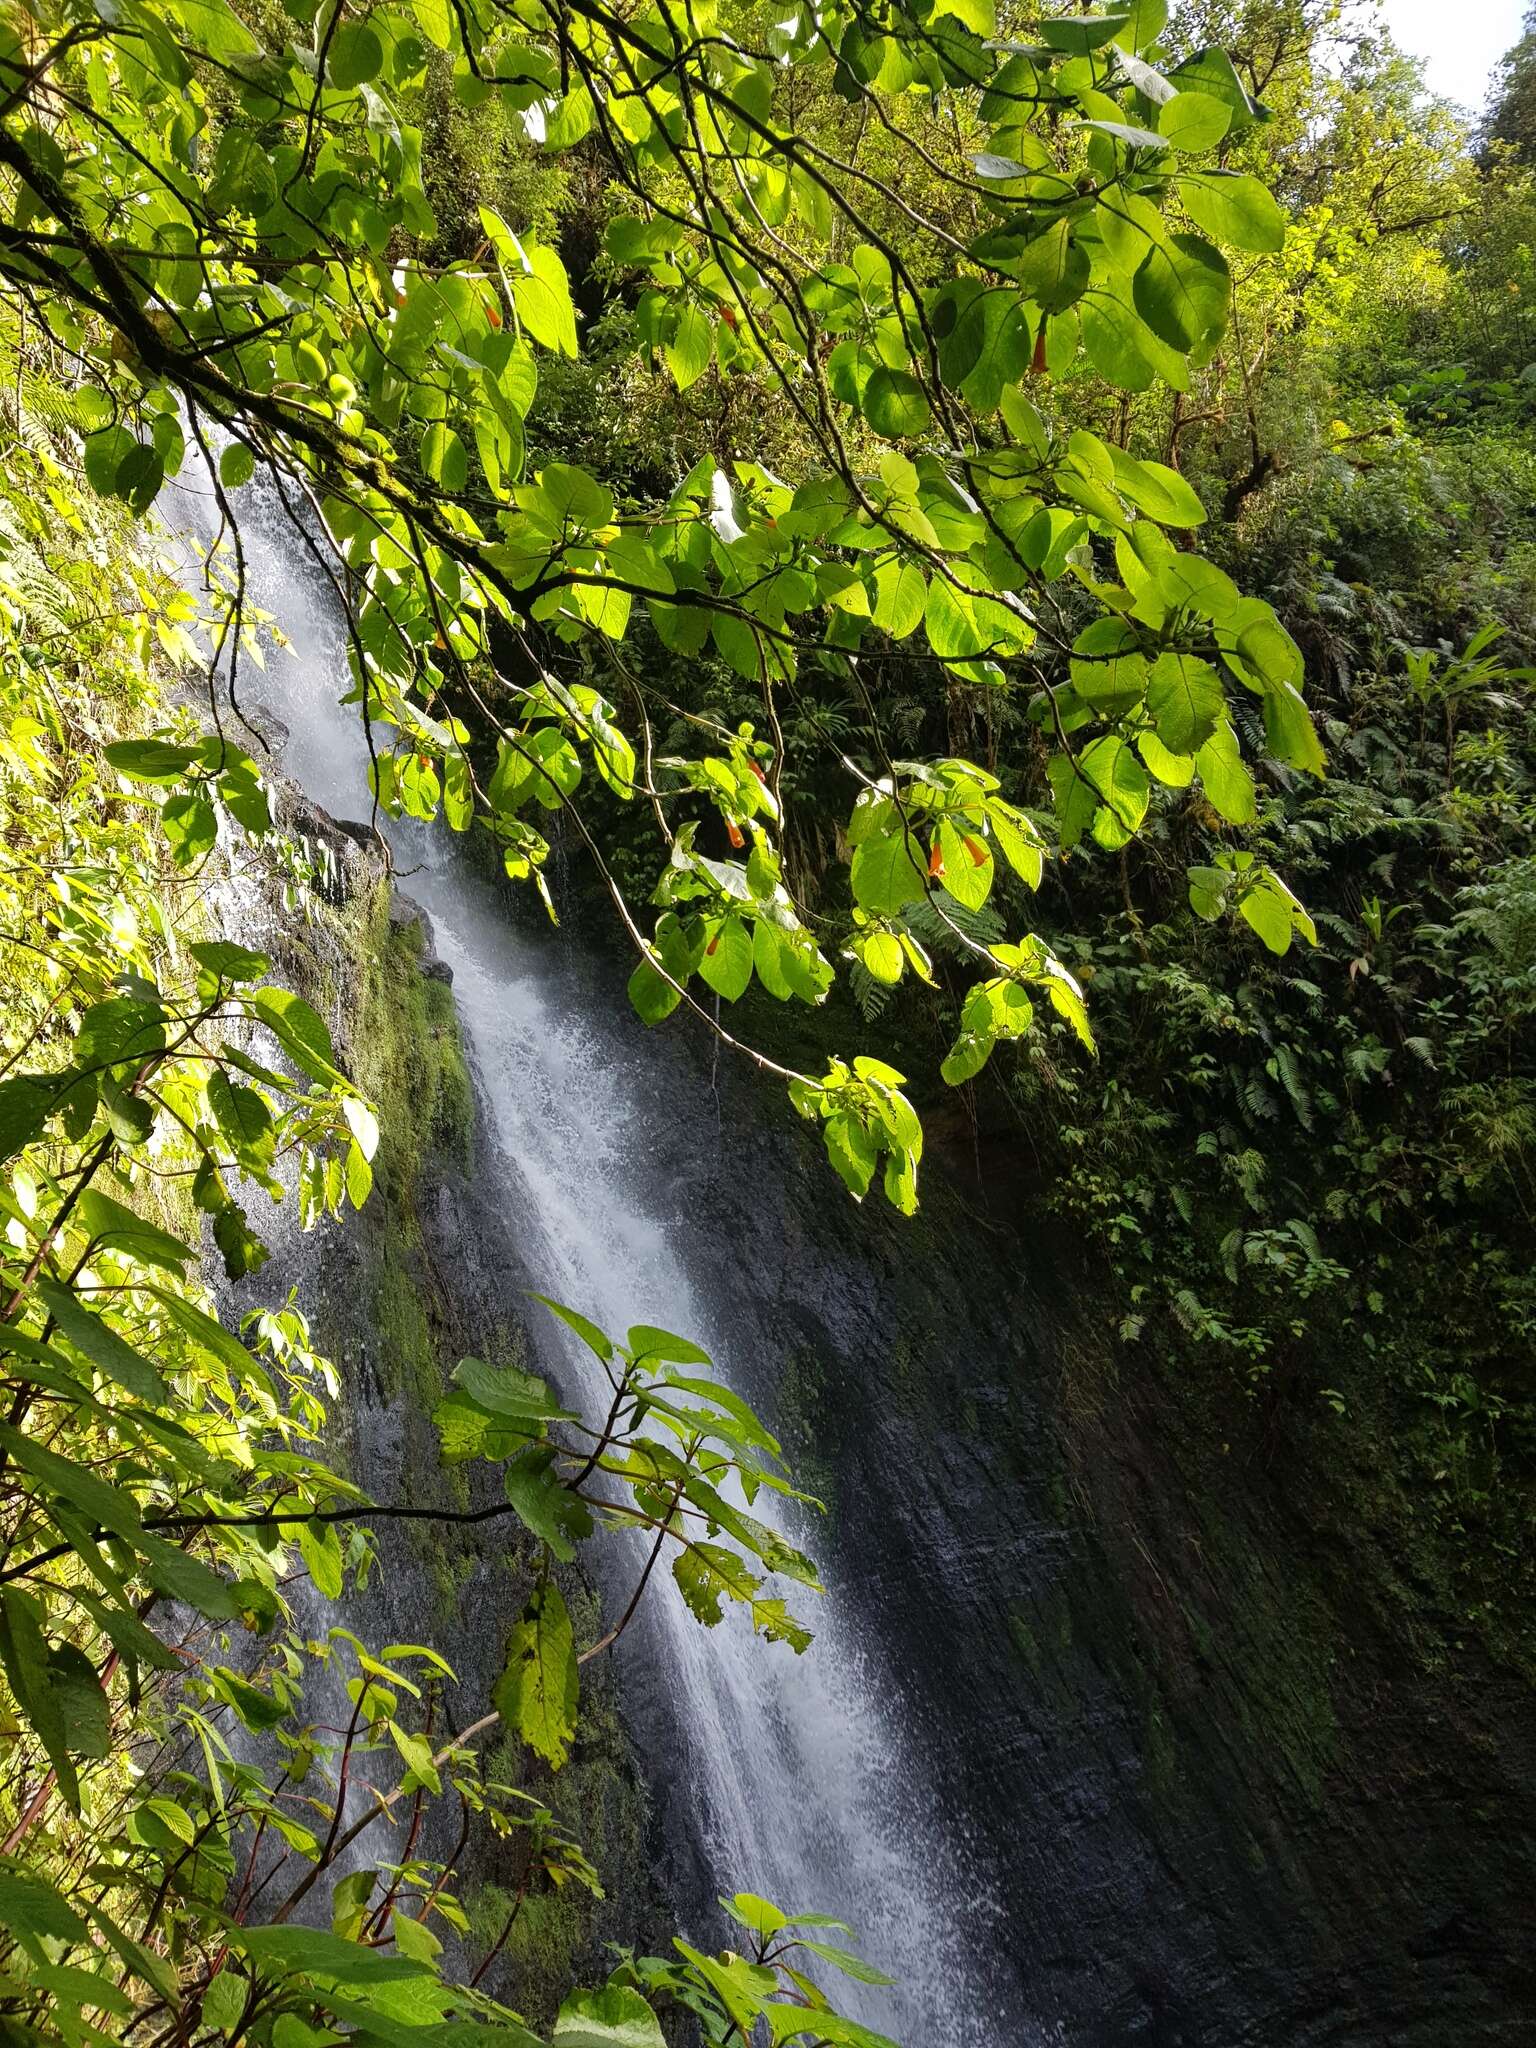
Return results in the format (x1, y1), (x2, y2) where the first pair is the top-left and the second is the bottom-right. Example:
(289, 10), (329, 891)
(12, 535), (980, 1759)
(1195, 720), (1256, 824)
(1146, 652), (1223, 753)
(553, 1984), (667, 2048)
(941, 1032), (993, 1085)
(935, 819), (994, 913)
(533, 1296), (615, 1362)
(493, 1581), (578, 1768)
(208, 1666), (290, 1732)
(1081, 293), (1159, 393)
(297, 1518), (343, 1599)
(420, 423), (468, 491)
(248, 987), (344, 1086)
(0, 1867), (90, 1960)
(104, 739), (197, 784)
(189, 940), (269, 981)
(75, 1190), (190, 1271)
(856, 930), (905, 984)
(453, 1355), (570, 1425)
(627, 1325), (712, 1366)
(721, 1893), (789, 1938)
(235, 1926), (432, 1985)
(1179, 170), (1286, 254)
(0, 1074), (58, 1162)
(1016, 221), (1089, 314)
(504, 1446), (593, 1562)
(36, 1282), (167, 1406)
(1080, 734), (1150, 846)
(873, 558), (927, 639)
(1239, 884), (1295, 955)
(1169, 45), (1267, 127)
(1109, 450), (1207, 527)
(1158, 92), (1232, 152)
(664, 303), (714, 391)
(1261, 679), (1327, 778)
(824, 1113), (879, 1200)
(628, 956), (681, 1026)
(83, 426), (136, 502)
(698, 915), (753, 1001)
(162, 794), (217, 864)
(1138, 728), (1196, 787)
(1133, 234), (1229, 353)
(850, 825), (927, 916)
(861, 368), (930, 440)
(795, 1937), (894, 1986)
(0, 1592), (80, 1808)
(1039, 12), (1131, 52)
(218, 440), (255, 489)
(328, 21), (383, 86)
(512, 241), (579, 356)
(207, 1068), (273, 1153)
(1070, 617), (1149, 715)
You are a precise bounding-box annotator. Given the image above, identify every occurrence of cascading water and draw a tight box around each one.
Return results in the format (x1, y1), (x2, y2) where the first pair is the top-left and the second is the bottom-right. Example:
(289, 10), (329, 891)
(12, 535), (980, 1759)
(167, 459), (1043, 2046)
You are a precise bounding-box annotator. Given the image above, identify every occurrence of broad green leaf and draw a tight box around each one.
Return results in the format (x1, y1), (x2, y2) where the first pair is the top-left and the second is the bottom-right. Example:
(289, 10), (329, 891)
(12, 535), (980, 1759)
(0, 1868), (90, 1959)
(627, 1325), (712, 1366)
(1133, 234), (1229, 353)
(235, 1926), (432, 1985)
(1109, 450), (1207, 526)
(1240, 884), (1295, 955)
(1080, 734), (1150, 846)
(1070, 617), (1149, 715)
(453, 1355), (570, 1424)
(628, 957), (682, 1025)
(218, 441), (255, 489)
(513, 242), (579, 355)
(1159, 92), (1231, 151)
(699, 915), (753, 1001)
(850, 825), (927, 917)
(248, 988), (344, 1087)
(1146, 652), (1223, 753)
(1261, 679), (1327, 778)
(328, 21), (383, 87)
(553, 1984), (667, 2048)
(504, 1446), (593, 1562)
(1179, 170), (1286, 254)
(533, 1295), (615, 1361)
(1195, 720), (1256, 824)
(935, 819), (994, 913)
(861, 368), (930, 440)
(664, 303), (714, 391)
(493, 1582), (578, 1768)
(824, 1113), (879, 1200)
(420, 423), (468, 491)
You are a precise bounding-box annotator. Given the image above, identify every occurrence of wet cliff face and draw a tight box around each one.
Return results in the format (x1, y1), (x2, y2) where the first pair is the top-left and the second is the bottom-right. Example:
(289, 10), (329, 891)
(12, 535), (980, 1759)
(241, 789), (1535, 2046)
(573, 945), (1536, 2047)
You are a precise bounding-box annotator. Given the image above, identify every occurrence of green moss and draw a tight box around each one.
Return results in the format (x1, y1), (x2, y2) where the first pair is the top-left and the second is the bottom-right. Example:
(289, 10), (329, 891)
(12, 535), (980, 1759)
(349, 886), (475, 1196)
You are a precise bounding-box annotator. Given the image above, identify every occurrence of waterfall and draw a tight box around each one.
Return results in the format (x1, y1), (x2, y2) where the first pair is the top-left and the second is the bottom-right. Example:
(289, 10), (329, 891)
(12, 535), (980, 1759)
(165, 460), (1044, 2047)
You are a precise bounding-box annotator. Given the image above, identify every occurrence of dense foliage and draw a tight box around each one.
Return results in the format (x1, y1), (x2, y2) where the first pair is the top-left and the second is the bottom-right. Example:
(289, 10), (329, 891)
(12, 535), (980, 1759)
(0, 0), (1533, 2043)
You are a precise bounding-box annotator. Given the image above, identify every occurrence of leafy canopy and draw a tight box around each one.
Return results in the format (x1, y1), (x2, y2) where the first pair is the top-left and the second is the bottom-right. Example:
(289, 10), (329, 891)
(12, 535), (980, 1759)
(0, 0), (1323, 1210)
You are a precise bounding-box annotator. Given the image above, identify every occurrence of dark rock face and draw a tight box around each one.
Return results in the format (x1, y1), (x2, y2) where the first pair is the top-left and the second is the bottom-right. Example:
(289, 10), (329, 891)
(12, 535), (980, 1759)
(619, 998), (1536, 2046)
(239, 812), (1536, 2042)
